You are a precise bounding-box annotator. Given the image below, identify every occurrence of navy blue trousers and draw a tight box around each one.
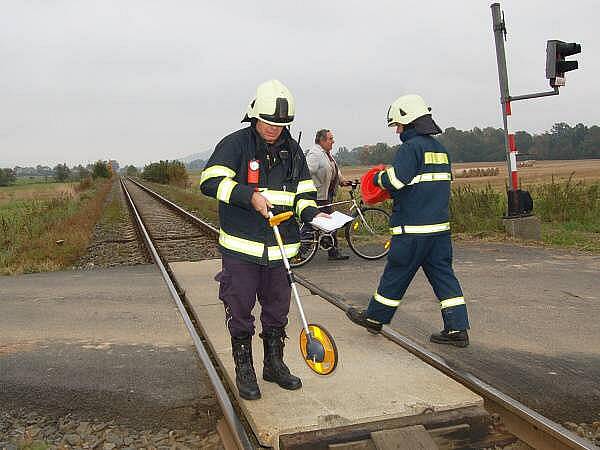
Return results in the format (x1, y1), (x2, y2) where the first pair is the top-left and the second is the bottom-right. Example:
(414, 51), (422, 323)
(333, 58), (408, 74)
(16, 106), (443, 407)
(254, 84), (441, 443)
(366, 233), (470, 331)
(216, 254), (291, 338)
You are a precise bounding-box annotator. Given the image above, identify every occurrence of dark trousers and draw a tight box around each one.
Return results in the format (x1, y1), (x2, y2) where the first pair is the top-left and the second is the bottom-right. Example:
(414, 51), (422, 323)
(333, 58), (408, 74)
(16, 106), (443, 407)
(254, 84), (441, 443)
(366, 233), (470, 331)
(217, 254), (291, 338)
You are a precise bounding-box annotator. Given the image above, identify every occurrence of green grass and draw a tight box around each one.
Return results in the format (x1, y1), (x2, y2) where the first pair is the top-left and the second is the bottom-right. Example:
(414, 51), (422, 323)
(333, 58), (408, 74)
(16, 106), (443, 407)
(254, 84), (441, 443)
(103, 193), (127, 225)
(141, 174), (600, 253)
(14, 176), (55, 185)
(0, 178), (112, 274)
(530, 176), (600, 228)
(530, 178), (600, 251)
(143, 180), (219, 224)
(450, 184), (505, 235)
(449, 180), (600, 252)
(542, 223), (600, 252)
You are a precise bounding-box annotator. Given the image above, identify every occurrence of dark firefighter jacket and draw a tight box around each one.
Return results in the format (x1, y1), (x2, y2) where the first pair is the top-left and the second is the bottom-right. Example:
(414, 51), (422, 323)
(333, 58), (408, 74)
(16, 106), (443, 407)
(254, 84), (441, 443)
(200, 125), (319, 265)
(373, 127), (452, 235)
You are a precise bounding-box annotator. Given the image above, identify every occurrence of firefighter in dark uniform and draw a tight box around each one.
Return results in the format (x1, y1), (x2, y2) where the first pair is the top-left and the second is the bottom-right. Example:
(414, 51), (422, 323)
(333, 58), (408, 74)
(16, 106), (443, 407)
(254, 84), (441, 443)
(347, 94), (471, 347)
(200, 80), (326, 400)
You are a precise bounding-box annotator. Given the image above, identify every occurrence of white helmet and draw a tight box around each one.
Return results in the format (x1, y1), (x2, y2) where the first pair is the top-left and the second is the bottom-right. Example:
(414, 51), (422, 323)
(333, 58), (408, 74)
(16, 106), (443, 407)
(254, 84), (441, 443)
(243, 80), (295, 126)
(387, 94), (432, 127)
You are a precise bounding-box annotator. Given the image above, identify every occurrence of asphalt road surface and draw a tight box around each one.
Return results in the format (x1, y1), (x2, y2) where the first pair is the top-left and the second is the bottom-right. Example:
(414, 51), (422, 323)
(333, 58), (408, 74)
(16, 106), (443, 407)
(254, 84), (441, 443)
(297, 239), (600, 425)
(0, 265), (218, 431)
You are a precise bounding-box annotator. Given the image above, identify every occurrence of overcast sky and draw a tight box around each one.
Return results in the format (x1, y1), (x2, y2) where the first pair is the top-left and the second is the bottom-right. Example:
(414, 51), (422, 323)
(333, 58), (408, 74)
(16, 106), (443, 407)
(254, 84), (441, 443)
(1, 0), (597, 168)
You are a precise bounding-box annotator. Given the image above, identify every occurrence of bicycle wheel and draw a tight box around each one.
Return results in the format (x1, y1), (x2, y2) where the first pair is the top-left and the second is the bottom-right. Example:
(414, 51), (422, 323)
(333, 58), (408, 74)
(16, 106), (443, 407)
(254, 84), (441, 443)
(290, 224), (318, 268)
(345, 207), (390, 260)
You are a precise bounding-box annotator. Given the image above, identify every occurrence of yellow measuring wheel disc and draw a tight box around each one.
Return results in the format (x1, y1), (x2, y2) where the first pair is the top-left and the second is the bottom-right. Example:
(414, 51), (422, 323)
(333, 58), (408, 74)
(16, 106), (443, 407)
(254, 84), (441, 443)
(299, 324), (338, 375)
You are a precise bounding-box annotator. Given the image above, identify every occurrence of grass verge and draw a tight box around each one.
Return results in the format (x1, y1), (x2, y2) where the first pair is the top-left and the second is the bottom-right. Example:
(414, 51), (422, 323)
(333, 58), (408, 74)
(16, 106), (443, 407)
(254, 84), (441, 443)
(142, 180), (219, 225)
(450, 180), (600, 252)
(0, 178), (113, 275)
(138, 175), (600, 254)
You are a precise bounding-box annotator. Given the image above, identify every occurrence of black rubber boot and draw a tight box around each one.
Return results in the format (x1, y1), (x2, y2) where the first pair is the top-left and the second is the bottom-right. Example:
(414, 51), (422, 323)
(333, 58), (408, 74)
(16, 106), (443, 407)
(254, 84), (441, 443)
(260, 328), (302, 390)
(328, 249), (349, 261)
(346, 307), (382, 334)
(231, 335), (261, 400)
(429, 330), (469, 348)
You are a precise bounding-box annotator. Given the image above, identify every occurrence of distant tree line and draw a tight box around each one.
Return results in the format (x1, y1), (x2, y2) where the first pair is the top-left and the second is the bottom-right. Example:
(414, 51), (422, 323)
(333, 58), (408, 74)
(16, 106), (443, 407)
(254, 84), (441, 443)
(123, 165), (139, 176)
(1, 161), (113, 186)
(141, 160), (189, 187)
(55, 161), (112, 181)
(336, 122), (600, 165)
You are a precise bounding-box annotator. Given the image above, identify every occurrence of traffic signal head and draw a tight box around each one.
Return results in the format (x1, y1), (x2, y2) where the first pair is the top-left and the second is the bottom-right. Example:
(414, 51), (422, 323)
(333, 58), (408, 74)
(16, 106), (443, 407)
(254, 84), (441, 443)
(546, 40), (581, 87)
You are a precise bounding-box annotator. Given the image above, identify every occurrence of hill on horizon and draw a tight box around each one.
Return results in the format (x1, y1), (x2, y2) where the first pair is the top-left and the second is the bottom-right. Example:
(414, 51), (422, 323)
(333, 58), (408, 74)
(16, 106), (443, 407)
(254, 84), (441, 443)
(178, 150), (212, 164)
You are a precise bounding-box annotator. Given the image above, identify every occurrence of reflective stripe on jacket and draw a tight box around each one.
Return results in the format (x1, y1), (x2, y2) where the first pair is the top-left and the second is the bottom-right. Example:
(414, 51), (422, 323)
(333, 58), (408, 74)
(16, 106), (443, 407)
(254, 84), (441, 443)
(200, 125), (319, 265)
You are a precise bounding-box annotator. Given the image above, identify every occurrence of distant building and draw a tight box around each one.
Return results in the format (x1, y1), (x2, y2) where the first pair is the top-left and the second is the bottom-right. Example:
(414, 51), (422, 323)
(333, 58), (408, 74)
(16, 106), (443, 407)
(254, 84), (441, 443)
(13, 166), (38, 176)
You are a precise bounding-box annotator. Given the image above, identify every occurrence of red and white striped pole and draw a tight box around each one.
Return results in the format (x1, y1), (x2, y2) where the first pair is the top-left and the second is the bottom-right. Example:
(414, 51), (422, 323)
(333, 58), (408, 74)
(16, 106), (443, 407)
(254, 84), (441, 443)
(492, 4), (521, 217)
(505, 100), (519, 191)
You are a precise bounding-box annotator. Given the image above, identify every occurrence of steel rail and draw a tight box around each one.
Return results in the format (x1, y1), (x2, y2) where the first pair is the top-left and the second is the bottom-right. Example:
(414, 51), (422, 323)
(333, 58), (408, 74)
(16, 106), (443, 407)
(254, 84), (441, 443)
(127, 177), (596, 449)
(294, 276), (596, 450)
(127, 177), (219, 235)
(120, 178), (253, 450)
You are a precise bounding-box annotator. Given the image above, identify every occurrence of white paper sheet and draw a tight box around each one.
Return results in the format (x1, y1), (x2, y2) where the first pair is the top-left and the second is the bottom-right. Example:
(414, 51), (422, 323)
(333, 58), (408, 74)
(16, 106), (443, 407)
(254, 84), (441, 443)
(310, 211), (354, 233)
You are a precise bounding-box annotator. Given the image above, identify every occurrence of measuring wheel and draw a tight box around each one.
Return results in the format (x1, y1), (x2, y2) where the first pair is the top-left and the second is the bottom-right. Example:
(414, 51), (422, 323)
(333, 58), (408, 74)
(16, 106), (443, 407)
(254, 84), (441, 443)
(299, 323), (338, 375)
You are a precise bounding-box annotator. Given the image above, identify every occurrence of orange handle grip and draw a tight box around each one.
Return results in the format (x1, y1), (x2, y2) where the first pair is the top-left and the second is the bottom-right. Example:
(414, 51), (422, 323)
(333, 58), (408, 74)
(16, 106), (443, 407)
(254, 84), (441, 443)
(269, 211), (293, 227)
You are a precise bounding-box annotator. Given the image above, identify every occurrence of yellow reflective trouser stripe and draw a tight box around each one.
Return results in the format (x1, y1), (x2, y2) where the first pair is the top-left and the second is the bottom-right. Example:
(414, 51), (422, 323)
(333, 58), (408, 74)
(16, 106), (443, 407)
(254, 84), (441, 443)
(219, 229), (264, 258)
(373, 292), (401, 307)
(440, 296), (465, 309)
(390, 222), (451, 234)
(409, 172), (452, 184)
(296, 179), (317, 195)
(200, 165), (236, 185)
(424, 152), (449, 165)
(216, 178), (237, 203)
(386, 167), (405, 189)
(267, 242), (301, 260)
(376, 170), (384, 187)
(296, 198), (317, 217)
(259, 189), (295, 206)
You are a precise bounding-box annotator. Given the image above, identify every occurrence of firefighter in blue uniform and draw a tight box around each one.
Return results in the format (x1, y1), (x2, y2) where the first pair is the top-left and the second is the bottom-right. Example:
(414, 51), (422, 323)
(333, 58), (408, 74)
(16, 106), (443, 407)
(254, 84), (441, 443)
(200, 80), (326, 400)
(347, 95), (470, 347)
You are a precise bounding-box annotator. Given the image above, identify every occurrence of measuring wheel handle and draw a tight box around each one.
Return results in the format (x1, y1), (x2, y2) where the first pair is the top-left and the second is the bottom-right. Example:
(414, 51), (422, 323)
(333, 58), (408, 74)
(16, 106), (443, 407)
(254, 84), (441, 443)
(267, 211), (340, 376)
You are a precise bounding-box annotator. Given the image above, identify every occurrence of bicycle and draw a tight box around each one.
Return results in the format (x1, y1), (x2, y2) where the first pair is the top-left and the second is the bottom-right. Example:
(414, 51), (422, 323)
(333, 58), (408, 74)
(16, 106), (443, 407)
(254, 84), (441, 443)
(290, 180), (391, 268)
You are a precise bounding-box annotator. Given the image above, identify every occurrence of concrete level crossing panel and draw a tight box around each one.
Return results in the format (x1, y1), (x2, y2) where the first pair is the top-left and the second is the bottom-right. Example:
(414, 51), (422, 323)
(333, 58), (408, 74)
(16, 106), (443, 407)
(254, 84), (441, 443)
(170, 260), (482, 448)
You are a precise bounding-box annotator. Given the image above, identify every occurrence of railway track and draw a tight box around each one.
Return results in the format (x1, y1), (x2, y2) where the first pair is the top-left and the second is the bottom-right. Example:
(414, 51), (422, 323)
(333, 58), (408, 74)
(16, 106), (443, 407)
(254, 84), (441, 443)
(120, 177), (596, 450)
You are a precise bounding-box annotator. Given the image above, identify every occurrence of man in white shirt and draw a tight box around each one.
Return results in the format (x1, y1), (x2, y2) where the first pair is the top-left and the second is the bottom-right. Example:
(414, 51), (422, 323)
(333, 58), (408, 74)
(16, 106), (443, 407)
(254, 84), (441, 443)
(305, 129), (351, 260)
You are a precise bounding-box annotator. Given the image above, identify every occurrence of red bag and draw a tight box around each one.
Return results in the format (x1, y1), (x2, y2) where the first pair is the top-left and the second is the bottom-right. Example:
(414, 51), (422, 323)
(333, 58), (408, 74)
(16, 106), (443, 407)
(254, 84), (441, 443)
(361, 165), (391, 204)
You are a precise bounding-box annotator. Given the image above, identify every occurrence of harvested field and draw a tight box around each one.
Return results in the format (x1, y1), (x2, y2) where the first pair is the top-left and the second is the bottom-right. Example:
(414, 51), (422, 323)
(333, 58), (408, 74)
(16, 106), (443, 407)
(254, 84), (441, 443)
(0, 182), (75, 206)
(339, 159), (600, 189)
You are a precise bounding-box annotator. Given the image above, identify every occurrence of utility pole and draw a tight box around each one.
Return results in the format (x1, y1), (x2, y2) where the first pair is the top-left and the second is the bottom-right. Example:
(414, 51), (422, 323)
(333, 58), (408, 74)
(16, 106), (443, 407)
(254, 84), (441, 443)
(490, 2), (580, 222)
(491, 3), (519, 216)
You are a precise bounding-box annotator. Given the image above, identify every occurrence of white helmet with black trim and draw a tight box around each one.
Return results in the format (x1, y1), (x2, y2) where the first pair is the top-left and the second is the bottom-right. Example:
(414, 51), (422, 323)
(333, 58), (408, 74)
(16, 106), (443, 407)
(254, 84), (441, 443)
(242, 79), (295, 126)
(387, 94), (432, 127)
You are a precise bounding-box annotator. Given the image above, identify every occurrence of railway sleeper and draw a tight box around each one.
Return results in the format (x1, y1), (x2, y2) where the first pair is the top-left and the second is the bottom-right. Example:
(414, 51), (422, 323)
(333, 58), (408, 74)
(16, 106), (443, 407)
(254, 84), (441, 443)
(276, 405), (520, 450)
